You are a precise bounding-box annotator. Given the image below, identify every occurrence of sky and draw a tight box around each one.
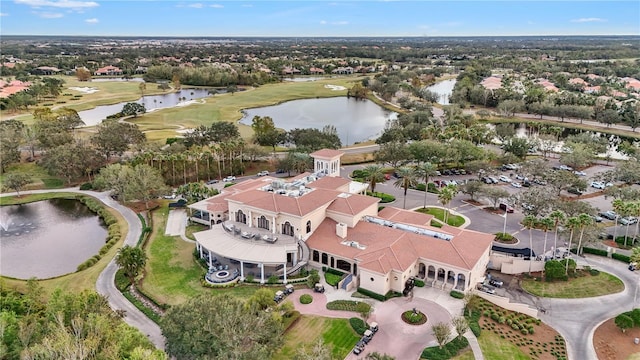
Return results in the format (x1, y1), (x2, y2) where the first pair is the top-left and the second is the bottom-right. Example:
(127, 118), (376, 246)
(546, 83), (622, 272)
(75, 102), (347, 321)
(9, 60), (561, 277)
(1, 0), (639, 37)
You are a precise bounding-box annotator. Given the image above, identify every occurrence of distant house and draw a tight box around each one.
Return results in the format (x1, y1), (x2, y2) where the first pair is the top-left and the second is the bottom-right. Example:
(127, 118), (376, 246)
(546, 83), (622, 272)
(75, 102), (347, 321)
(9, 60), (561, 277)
(622, 77), (640, 91)
(480, 76), (503, 90)
(0, 80), (31, 99)
(332, 66), (354, 75)
(309, 67), (325, 75)
(94, 65), (123, 76)
(32, 66), (61, 75)
(568, 78), (587, 88)
(536, 79), (559, 92)
(282, 67), (301, 75)
(134, 66), (148, 74)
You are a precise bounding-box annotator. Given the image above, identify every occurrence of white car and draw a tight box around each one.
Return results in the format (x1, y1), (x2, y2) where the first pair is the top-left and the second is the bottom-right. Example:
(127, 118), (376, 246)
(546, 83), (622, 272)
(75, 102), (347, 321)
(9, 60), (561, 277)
(574, 170), (587, 176)
(222, 176), (236, 182)
(257, 170), (269, 177)
(511, 182), (522, 188)
(498, 175), (512, 183)
(590, 181), (605, 189)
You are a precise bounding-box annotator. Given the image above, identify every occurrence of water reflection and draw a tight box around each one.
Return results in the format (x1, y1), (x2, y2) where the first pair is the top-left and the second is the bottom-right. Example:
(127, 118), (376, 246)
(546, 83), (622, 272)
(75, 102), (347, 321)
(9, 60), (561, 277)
(0, 199), (108, 279)
(239, 97), (398, 145)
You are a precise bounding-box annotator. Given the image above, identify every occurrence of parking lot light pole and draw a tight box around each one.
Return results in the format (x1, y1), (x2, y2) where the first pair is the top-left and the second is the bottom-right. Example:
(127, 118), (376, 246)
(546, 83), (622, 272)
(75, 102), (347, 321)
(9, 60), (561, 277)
(503, 209), (508, 234)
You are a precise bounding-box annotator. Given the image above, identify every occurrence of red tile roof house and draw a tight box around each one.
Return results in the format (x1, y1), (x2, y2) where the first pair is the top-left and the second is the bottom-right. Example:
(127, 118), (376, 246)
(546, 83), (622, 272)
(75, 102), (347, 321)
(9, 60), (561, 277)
(309, 67), (325, 75)
(189, 149), (494, 296)
(94, 65), (123, 76)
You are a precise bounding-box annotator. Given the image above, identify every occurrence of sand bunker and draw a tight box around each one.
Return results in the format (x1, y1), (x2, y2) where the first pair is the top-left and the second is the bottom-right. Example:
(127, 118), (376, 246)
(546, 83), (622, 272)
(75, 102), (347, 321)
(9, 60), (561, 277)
(324, 84), (346, 91)
(69, 86), (99, 94)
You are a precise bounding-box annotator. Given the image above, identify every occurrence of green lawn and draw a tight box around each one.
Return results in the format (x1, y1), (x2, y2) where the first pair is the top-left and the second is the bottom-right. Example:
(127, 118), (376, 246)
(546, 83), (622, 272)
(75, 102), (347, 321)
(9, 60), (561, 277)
(415, 207), (466, 227)
(141, 205), (265, 306)
(478, 331), (530, 360)
(521, 272), (624, 298)
(450, 349), (475, 360)
(0, 163), (65, 191)
(185, 223), (208, 240)
(130, 77), (365, 142)
(325, 272), (343, 286)
(274, 315), (359, 360)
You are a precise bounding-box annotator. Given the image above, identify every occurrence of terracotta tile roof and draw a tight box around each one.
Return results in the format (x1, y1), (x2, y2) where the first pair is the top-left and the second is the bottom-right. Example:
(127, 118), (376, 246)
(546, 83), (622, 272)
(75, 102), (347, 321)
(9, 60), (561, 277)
(307, 212), (493, 275)
(310, 176), (351, 191)
(569, 78), (587, 86)
(377, 207), (433, 226)
(326, 193), (379, 216)
(227, 188), (340, 217)
(310, 149), (344, 159)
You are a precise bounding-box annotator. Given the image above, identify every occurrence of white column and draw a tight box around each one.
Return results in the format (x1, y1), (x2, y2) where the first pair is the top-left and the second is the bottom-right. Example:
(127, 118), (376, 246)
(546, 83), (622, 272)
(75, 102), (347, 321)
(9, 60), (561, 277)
(240, 261), (244, 280)
(293, 251), (298, 265)
(453, 273), (458, 289)
(208, 250), (212, 267)
(260, 263), (265, 284)
(283, 263), (287, 284)
(198, 244), (203, 258)
(272, 216), (276, 234)
(248, 210), (252, 227)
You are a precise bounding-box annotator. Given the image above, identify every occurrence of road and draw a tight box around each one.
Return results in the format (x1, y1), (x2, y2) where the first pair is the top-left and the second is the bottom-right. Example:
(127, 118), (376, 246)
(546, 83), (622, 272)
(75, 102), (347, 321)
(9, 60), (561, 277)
(0, 188), (166, 350)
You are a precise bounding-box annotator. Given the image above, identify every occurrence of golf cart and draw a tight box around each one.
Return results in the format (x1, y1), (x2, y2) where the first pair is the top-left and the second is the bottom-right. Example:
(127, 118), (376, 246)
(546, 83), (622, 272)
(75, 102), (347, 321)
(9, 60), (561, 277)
(284, 284), (294, 294)
(274, 290), (285, 303)
(313, 283), (325, 293)
(352, 340), (365, 355)
(363, 329), (374, 343)
(369, 322), (379, 333)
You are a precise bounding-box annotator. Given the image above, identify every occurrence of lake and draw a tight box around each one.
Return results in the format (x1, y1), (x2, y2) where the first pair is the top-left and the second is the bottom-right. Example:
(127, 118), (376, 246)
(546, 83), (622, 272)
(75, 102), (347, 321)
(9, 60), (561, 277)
(78, 88), (212, 126)
(425, 79), (456, 105)
(0, 199), (108, 279)
(239, 97), (398, 145)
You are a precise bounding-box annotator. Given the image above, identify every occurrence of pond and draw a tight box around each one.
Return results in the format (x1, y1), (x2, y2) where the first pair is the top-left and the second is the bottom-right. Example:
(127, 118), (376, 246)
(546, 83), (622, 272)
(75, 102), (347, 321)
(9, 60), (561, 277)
(425, 79), (456, 105)
(0, 199), (108, 279)
(239, 97), (398, 145)
(78, 88), (212, 126)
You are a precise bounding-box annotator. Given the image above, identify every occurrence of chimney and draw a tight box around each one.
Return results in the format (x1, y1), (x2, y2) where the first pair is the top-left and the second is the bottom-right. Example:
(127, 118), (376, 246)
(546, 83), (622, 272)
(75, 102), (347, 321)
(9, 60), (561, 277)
(336, 223), (347, 239)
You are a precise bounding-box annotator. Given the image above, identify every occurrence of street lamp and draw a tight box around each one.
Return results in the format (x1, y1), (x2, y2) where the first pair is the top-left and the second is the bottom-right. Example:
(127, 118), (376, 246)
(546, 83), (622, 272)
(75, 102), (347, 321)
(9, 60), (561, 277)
(503, 207), (508, 234)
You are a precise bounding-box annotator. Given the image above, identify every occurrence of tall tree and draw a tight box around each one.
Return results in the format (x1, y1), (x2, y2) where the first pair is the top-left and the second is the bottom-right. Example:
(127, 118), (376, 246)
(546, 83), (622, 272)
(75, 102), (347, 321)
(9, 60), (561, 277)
(548, 210), (566, 257)
(92, 120), (146, 160)
(522, 215), (537, 274)
(0, 119), (25, 173)
(251, 116), (285, 154)
(438, 184), (458, 224)
(3, 173), (32, 196)
(126, 164), (170, 209)
(565, 216), (581, 275)
(40, 142), (104, 185)
(415, 162), (437, 208)
(160, 294), (283, 359)
(115, 245), (147, 288)
(431, 322), (451, 349)
(393, 166), (418, 209)
(575, 213), (594, 256)
(363, 164), (385, 194)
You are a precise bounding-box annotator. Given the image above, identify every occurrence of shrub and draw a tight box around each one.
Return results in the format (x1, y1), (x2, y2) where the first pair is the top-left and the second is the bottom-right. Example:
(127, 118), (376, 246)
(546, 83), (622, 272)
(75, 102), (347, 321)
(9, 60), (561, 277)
(450, 290), (464, 299)
(580, 247), (608, 256)
(589, 269), (600, 276)
(469, 322), (481, 337)
(267, 275), (279, 284)
(326, 300), (371, 312)
(357, 287), (386, 301)
(299, 294), (313, 304)
(366, 191), (396, 203)
(615, 314), (635, 332)
(430, 220), (443, 228)
(415, 278), (425, 287)
(349, 317), (367, 335)
(612, 253), (630, 263)
(427, 182), (440, 194)
(494, 232), (516, 242)
(420, 335), (469, 359)
(79, 182), (93, 190)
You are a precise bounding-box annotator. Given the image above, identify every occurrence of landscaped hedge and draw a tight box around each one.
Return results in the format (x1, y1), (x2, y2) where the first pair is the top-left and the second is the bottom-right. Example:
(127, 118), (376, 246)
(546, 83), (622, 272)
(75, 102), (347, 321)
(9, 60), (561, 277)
(75, 195), (121, 271)
(575, 247), (608, 256)
(366, 191), (395, 203)
(415, 279), (425, 287)
(450, 290), (464, 299)
(612, 253), (630, 263)
(349, 317), (367, 335)
(123, 290), (161, 324)
(420, 336), (469, 360)
(300, 294), (313, 304)
(326, 300), (371, 312)
(356, 287), (402, 302)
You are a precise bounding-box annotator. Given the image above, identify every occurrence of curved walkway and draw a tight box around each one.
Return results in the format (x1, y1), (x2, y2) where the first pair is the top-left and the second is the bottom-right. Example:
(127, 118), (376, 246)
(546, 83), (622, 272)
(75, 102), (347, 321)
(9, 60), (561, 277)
(0, 188), (165, 350)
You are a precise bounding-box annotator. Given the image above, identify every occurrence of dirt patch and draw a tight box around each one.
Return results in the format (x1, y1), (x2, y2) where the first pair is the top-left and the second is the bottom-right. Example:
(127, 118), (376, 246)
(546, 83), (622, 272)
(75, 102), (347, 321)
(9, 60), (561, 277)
(594, 318), (640, 360)
(463, 199), (483, 206)
(479, 317), (565, 359)
(124, 200), (161, 213)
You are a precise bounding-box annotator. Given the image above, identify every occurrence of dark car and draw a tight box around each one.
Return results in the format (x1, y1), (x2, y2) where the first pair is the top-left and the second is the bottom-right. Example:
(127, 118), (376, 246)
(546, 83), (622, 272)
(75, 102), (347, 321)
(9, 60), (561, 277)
(489, 278), (504, 288)
(206, 179), (219, 185)
(353, 340), (366, 355)
(567, 188), (584, 196)
(499, 203), (514, 213)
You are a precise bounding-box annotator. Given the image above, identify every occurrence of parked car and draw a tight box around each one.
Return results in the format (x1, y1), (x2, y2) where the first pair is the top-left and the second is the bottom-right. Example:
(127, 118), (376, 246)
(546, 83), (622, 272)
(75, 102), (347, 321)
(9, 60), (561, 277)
(533, 179), (547, 186)
(498, 175), (512, 183)
(511, 182), (522, 188)
(618, 216), (637, 225)
(478, 284), (496, 294)
(353, 340), (366, 355)
(574, 170), (586, 176)
(592, 215), (603, 222)
(629, 262), (637, 271)
(257, 170), (269, 177)
(599, 210), (617, 220)
(558, 164), (573, 171)
(522, 180), (531, 187)
(488, 176), (499, 184)
(590, 181), (605, 189)
(567, 188), (584, 195)
(489, 278), (504, 288)
(206, 179), (219, 185)
(223, 176), (236, 182)
(499, 203), (514, 213)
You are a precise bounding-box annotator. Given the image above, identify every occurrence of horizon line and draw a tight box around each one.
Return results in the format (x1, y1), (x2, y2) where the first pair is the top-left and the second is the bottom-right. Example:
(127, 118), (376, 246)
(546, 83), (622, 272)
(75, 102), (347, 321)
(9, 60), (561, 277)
(2, 34), (639, 38)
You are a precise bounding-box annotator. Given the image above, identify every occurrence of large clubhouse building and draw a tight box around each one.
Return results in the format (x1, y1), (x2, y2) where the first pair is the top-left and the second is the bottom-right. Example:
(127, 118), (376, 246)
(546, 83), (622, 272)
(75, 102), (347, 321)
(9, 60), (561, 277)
(189, 149), (494, 296)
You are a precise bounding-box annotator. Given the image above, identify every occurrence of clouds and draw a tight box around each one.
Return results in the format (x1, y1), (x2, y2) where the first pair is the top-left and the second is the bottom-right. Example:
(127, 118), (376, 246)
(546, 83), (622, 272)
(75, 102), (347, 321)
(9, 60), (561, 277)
(177, 2), (224, 9)
(320, 20), (349, 25)
(15, 0), (99, 10)
(571, 17), (606, 23)
(0, 12), (8, 16)
(85, 17), (98, 23)
(34, 11), (63, 18)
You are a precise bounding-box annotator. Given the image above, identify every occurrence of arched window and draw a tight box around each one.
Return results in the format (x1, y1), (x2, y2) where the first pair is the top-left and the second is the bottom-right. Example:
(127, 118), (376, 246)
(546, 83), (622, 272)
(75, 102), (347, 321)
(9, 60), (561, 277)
(235, 210), (246, 224)
(306, 220), (311, 233)
(312, 250), (319, 262)
(257, 215), (269, 230)
(282, 222), (294, 236)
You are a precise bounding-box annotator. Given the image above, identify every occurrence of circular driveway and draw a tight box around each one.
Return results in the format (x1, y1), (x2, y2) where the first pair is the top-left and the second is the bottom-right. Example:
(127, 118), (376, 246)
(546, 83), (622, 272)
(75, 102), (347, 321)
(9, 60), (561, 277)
(291, 289), (452, 360)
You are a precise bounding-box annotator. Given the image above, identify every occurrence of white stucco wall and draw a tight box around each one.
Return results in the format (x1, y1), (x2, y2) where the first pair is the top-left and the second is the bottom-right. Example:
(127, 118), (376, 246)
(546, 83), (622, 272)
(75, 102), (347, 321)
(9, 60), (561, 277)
(359, 269), (390, 295)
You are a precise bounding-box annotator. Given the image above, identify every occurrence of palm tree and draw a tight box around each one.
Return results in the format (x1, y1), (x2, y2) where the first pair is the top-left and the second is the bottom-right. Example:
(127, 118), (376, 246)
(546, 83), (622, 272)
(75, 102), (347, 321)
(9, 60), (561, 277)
(115, 245), (147, 288)
(549, 210), (566, 257)
(363, 164), (385, 194)
(539, 216), (554, 261)
(565, 216), (581, 275)
(438, 184), (457, 224)
(631, 201), (640, 246)
(630, 247), (640, 265)
(522, 215), (537, 275)
(415, 162), (437, 209)
(575, 213), (594, 256)
(613, 199), (626, 243)
(393, 166), (418, 209)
